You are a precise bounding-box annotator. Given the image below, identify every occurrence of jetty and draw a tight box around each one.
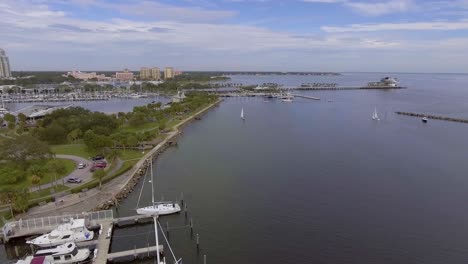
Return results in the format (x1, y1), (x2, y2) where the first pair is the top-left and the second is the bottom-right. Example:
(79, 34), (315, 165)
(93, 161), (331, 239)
(396, 111), (468, 124)
(291, 94), (320, 100)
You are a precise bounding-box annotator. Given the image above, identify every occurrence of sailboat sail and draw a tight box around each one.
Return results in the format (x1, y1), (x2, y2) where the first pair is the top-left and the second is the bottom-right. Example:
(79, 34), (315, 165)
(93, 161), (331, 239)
(241, 108), (245, 119)
(372, 108), (380, 120)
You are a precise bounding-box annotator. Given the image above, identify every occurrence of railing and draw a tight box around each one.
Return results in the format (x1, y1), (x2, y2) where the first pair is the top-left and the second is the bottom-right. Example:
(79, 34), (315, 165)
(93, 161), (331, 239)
(2, 210), (113, 239)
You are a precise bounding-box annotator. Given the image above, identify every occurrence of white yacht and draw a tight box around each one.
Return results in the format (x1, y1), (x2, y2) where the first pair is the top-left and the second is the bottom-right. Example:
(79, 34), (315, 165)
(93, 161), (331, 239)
(26, 219), (94, 248)
(136, 160), (181, 216)
(16, 242), (90, 264)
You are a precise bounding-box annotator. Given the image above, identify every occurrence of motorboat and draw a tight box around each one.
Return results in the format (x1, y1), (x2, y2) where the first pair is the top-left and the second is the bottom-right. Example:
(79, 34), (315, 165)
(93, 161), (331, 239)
(281, 94), (294, 102)
(16, 242), (90, 264)
(422, 117), (428, 123)
(26, 219), (94, 247)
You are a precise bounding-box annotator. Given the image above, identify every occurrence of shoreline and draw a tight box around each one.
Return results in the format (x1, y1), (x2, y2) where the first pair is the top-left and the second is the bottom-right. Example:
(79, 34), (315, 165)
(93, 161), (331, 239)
(22, 98), (223, 218)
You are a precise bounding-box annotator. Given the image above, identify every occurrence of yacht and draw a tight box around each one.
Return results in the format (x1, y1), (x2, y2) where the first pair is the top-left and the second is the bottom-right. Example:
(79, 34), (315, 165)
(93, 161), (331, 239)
(16, 242), (90, 264)
(26, 219), (94, 248)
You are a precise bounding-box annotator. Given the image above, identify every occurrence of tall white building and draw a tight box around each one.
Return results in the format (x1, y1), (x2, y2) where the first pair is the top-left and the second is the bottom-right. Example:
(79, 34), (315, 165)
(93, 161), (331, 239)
(0, 49), (12, 78)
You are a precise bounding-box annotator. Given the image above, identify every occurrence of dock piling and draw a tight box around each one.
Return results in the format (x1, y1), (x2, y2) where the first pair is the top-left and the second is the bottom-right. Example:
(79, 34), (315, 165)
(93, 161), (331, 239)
(190, 218), (193, 235)
(204, 254), (207, 264)
(166, 221), (170, 238)
(196, 233), (200, 252)
(180, 192), (184, 206)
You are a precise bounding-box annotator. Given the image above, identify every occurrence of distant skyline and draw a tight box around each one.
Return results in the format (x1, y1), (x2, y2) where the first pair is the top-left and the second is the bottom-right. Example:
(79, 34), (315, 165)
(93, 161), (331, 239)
(1, 0), (468, 73)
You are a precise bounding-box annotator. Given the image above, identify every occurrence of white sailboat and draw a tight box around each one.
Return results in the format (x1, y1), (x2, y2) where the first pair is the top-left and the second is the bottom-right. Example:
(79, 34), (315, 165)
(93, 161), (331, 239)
(0, 96), (8, 117)
(240, 108), (245, 120)
(16, 242), (90, 264)
(372, 108), (380, 121)
(26, 219), (94, 248)
(136, 159), (181, 216)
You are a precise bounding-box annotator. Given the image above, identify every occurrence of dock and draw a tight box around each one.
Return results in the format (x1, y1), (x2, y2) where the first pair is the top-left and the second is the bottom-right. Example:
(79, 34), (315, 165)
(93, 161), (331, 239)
(2, 210), (165, 263)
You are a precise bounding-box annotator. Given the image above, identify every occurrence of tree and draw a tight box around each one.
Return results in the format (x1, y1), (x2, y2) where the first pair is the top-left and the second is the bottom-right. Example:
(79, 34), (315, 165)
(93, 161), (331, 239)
(31, 175), (42, 190)
(17, 113), (27, 123)
(47, 159), (67, 190)
(93, 169), (106, 190)
(126, 134), (138, 148)
(12, 189), (29, 213)
(0, 135), (53, 169)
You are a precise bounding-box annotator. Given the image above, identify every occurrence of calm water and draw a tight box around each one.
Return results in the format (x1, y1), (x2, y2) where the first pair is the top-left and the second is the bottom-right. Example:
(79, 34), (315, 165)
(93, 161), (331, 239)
(4, 73), (468, 263)
(4, 96), (170, 113)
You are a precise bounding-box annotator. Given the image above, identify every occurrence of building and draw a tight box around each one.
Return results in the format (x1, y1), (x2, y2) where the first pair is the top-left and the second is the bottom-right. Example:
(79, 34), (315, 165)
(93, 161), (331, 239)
(66, 70), (109, 81)
(115, 69), (134, 81)
(151, 67), (161, 80)
(0, 48), (12, 78)
(172, 91), (186, 103)
(164, 67), (174, 80)
(140, 67), (151, 80)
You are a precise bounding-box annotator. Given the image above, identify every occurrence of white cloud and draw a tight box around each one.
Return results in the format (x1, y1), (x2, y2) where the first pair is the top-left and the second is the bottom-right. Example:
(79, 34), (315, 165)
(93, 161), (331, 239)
(344, 0), (414, 16)
(322, 20), (468, 32)
(303, 0), (345, 3)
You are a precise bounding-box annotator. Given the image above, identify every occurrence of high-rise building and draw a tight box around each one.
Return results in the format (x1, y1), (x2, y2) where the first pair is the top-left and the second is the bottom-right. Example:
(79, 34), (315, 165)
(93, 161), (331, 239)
(0, 48), (12, 78)
(164, 67), (174, 80)
(140, 67), (151, 79)
(151, 67), (161, 80)
(116, 69), (134, 81)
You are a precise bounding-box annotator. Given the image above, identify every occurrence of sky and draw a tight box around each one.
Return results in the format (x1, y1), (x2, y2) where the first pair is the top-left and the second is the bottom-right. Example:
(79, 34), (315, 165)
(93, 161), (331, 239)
(1, 0), (468, 73)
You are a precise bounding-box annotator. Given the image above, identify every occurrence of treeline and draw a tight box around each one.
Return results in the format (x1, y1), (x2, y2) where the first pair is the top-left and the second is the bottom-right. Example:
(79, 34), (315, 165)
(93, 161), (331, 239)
(0, 71), (80, 86)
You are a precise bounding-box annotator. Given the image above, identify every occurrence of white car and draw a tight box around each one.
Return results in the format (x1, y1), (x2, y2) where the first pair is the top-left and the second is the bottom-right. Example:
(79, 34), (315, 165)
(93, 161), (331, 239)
(78, 163), (86, 169)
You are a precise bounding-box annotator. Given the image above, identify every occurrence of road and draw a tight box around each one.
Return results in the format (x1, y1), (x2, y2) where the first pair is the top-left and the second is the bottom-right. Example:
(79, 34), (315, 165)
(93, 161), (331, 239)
(29, 155), (94, 192)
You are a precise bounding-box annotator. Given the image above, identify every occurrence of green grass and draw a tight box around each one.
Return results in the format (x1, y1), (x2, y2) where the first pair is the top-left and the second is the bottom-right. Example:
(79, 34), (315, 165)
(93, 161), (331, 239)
(38, 159), (75, 185)
(29, 185), (69, 200)
(118, 150), (145, 160)
(51, 144), (93, 159)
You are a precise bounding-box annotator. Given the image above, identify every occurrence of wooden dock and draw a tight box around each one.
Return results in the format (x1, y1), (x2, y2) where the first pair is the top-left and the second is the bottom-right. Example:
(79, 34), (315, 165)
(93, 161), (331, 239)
(93, 220), (113, 263)
(106, 245), (164, 262)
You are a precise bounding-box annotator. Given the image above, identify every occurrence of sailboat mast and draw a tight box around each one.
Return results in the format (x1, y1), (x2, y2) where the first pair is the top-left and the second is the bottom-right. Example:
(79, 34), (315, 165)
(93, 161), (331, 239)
(154, 216), (161, 264)
(150, 157), (155, 207)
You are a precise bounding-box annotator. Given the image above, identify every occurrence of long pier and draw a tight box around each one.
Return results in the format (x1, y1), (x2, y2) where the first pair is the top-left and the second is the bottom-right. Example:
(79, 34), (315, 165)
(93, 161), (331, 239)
(294, 86), (405, 90)
(291, 94), (320, 100)
(396, 111), (468, 124)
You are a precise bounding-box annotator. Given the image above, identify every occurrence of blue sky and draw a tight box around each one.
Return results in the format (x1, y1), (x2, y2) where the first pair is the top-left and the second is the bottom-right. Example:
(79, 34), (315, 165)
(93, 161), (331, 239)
(1, 0), (468, 72)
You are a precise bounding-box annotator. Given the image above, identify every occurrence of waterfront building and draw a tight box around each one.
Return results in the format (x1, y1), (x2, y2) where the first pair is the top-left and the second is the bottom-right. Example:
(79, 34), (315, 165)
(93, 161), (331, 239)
(116, 69), (134, 81)
(151, 67), (161, 80)
(140, 67), (151, 79)
(66, 70), (110, 81)
(0, 48), (12, 78)
(172, 91), (186, 103)
(164, 67), (174, 80)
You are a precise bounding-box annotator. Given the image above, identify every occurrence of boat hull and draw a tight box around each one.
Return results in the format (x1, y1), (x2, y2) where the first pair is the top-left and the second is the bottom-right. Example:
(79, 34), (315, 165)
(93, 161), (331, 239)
(136, 203), (181, 216)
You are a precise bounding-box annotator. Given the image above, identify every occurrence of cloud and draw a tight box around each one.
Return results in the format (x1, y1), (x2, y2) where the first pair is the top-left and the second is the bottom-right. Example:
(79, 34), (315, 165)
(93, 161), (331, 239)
(344, 0), (414, 16)
(304, 0), (413, 16)
(322, 20), (468, 32)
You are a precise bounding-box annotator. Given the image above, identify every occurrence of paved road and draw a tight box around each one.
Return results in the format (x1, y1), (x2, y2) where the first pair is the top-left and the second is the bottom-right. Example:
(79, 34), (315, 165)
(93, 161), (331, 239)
(29, 155), (94, 192)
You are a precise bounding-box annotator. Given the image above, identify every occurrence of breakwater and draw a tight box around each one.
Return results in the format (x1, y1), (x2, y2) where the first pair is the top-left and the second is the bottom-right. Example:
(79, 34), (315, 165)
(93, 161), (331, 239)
(94, 99), (223, 211)
(395, 111), (468, 124)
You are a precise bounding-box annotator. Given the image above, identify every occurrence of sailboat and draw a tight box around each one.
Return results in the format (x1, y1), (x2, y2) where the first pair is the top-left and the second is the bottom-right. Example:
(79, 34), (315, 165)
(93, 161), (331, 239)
(241, 108), (245, 120)
(0, 96), (8, 117)
(372, 108), (380, 121)
(136, 159), (181, 216)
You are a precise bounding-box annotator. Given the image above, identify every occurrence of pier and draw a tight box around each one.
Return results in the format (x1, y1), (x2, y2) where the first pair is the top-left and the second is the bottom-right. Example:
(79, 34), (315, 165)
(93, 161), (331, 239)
(291, 94), (320, 100)
(396, 111), (468, 124)
(294, 86), (406, 90)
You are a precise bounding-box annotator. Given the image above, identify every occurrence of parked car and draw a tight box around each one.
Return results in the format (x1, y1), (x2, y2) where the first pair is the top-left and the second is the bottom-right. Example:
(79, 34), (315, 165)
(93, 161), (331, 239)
(90, 165), (105, 172)
(67, 177), (82, 183)
(94, 161), (107, 168)
(91, 155), (105, 161)
(78, 163), (86, 169)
